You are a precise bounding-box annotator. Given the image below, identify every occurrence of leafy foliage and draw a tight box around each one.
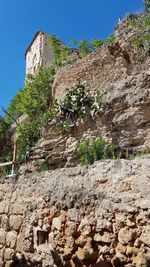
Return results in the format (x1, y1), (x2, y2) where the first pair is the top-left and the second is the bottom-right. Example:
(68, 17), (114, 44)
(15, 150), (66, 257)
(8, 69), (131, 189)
(0, 117), (8, 136)
(19, 67), (55, 118)
(77, 137), (115, 165)
(4, 90), (24, 125)
(71, 36), (115, 58)
(0, 117), (11, 158)
(16, 117), (44, 162)
(0, 67), (55, 163)
(49, 34), (114, 64)
(54, 81), (105, 133)
(90, 39), (104, 49)
(55, 82), (93, 122)
(79, 40), (91, 57)
(15, 80), (105, 159)
(105, 34), (115, 44)
(71, 38), (104, 58)
(5, 67), (55, 123)
(128, 14), (150, 61)
(144, 0), (150, 14)
(49, 36), (71, 68)
(0, 116), (13, 177)
(128, 14), (150, 30)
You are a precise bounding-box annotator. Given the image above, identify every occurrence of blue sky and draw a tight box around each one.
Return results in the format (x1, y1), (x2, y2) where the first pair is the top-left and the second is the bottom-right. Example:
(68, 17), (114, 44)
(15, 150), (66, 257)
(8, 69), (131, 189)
(0, 0), (143, 115)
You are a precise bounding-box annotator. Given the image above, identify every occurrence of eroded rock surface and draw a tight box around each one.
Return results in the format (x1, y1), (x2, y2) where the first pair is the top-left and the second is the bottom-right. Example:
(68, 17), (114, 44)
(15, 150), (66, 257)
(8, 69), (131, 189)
(28, 70), (150, 171)
(0, 158), (150, 266)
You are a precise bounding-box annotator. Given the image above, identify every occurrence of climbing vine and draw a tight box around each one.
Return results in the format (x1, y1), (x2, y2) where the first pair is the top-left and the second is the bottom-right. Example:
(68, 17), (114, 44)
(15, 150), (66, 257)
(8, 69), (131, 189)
(49, 36), (72, 68)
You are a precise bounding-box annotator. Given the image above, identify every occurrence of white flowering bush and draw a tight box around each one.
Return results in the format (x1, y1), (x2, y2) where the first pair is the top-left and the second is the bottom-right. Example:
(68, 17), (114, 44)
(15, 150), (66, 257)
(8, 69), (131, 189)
(54, 81), (105, 132)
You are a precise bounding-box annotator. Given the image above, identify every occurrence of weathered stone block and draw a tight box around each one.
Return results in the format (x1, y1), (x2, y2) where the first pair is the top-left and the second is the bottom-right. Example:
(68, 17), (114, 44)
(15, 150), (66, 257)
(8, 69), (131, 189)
(9, 215), (22, 231)
(0, 201), (9, 214)
(139, 225), (150, 247)
(94, 232), (113, 244)
(4, 248), (14, 260)
(118, 227), (134, 245)
(10, 203), (24, 215)
(6, 231), (17, 249)
(0, 228), (6, 245)
(52, 217), (62, 231)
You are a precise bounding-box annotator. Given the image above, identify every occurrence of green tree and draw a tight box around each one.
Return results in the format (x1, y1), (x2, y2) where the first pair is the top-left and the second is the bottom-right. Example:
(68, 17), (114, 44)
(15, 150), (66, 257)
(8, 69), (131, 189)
(91, 39), (104, 50)
(49, 35), (71, 67)
(16, 118), (42, 161)
(5, 67), (55, 122)
(0, 117), (12, 159)
(71, 39), (78, 46)
(105, 34), (115, 44)
(19, 67), (55, 118)
(79, 40), (91, 57)
(144, 0), (150, 14)
(4, 89), (24, 125)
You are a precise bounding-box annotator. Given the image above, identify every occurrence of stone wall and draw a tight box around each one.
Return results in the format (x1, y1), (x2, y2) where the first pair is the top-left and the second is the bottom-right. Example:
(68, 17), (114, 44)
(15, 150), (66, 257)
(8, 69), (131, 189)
(0, 158), (150, 267)
(25, 32), (43, 76)
(42, 34), (54, 70)
(52, 18), (150, 102)
(52, 43), (142, 102)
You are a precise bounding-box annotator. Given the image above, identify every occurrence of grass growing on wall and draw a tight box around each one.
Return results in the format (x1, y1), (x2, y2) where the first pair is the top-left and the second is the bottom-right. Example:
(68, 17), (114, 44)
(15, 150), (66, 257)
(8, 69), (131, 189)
(77, 137), (115, 165)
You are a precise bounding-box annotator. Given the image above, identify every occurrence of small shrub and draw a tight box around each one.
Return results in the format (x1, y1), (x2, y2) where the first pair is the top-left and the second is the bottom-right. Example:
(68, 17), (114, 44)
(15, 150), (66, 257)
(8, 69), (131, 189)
(20, 67), (55, 118)
(55, 82), (94, 123)
(79, 39), (91, 57)
(0, 118), (12, 159)
(128, 14), (150, 61)
(77, 137), (115, 165)
(144, 0), (150, 14)
(16, 118), (43, 162)
(49, 35), (71, 68)
(105, 34), (115, 44)
(54, 82), (105, 134)
(36, 164), (49, 173)
(0, 154), (12, 178)
(90, 39), (104, 49)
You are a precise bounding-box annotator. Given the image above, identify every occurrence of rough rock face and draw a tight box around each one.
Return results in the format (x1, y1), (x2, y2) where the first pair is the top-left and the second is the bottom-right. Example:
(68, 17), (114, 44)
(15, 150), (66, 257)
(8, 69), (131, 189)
(27, 69), (150, 171)
(52, 22), (150, 103)
(52, 42), (139, 101)
(0, 158), (150, 267)
(47, 17), (150, 167)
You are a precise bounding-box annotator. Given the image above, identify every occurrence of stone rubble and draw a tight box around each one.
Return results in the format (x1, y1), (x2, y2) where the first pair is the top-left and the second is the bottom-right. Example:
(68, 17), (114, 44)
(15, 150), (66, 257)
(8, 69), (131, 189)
(0, 158), (150, 266)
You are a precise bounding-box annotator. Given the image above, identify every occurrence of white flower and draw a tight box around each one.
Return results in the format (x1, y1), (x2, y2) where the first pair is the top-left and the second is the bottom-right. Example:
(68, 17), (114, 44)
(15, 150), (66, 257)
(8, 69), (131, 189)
(71, 96), (77, 101)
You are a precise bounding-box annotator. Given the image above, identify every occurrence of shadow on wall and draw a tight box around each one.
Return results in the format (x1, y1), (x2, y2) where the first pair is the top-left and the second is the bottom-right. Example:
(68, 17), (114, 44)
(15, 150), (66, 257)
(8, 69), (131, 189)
(9, 250), (64, 267)
(9, 256), (113, 267)
(10, 255), (32, 267)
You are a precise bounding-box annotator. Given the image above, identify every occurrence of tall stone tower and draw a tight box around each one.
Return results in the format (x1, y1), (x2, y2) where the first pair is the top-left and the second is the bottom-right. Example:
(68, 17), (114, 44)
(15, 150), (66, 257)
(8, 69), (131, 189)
(25, 31), (54, 76)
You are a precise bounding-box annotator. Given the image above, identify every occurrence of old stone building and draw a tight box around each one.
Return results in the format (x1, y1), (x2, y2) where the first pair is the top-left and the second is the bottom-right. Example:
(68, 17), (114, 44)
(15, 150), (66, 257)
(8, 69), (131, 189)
(25, 31), (79, 76)
(25, 31), (54, 76)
